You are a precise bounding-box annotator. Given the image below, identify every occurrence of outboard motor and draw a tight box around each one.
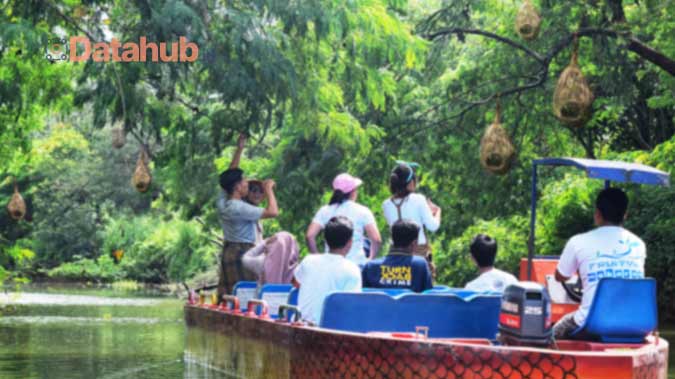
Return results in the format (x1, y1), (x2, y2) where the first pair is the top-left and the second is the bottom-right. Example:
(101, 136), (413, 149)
(497, 282), (553, 347)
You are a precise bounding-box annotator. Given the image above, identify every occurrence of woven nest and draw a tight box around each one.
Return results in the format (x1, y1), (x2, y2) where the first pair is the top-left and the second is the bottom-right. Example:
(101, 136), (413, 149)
(516, 0), (541, 41)
(111, 126), (126, 149)
(553, 50), (594, 127)
(7, 182), (26, 221)
(480, 105), (516, 175)
(132, 149), (152, 193)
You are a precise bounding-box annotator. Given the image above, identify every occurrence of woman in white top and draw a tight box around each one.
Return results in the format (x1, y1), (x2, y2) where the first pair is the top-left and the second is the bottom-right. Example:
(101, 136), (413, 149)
(382, 162), (441, 265)
(306, 173), (382, 266)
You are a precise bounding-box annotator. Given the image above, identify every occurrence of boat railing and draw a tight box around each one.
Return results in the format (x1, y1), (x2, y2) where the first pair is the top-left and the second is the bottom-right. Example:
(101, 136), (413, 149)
(245, 299), (271, 319)
(277, 304), (303, 324)
(220, 295), (242, 314)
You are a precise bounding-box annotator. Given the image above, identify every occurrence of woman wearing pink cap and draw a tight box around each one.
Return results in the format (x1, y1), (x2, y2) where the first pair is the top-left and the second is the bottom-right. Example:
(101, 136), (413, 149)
(306, 173), (382, 266)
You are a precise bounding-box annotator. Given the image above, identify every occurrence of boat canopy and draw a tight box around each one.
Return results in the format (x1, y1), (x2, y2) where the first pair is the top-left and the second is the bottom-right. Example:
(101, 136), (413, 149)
(533, 157), (670, 186)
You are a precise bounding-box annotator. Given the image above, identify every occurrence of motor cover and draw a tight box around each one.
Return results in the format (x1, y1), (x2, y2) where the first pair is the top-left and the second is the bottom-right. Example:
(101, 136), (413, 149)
(498, 281), (553, 346)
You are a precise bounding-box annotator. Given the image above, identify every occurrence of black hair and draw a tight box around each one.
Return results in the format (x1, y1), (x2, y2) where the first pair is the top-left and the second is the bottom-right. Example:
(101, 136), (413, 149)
(470, 234), (497, 268)
(324, 216), (354, 250)
(596, 188), (628, 225)
(389, 164), (415, 198)
(219, 169), (244, 195)
(329, 190), (352, 205)
(391, 220), (420, 248)
(244, 182), (263, 205)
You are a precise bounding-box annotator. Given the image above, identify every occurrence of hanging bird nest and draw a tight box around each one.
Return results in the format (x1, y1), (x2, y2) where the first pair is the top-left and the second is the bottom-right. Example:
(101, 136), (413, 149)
(132, 149), (152, 193)
(111, 124), (126, 149)
(515, 0), (541, 41)
(7, 180), (26, 221)
(480, 101), (516, 175)
(553, 42), (594, 127)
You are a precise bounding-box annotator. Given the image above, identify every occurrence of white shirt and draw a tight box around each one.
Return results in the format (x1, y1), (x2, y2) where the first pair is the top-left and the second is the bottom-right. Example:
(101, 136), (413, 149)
(382, 193), (439, 245)
(557, 226), (646, 325)
(294, 253), (362, 324)
(465, 268), (518, 292)
(311, 201), (377, 265)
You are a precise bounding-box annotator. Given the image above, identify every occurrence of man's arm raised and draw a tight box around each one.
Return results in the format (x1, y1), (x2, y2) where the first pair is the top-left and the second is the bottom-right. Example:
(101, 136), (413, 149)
(260, 179), (279, 219)
(229, 133), (247, 169)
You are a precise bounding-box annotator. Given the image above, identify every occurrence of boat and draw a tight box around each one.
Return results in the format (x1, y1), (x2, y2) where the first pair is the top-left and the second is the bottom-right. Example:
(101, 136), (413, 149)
(185, 158), (670, 379)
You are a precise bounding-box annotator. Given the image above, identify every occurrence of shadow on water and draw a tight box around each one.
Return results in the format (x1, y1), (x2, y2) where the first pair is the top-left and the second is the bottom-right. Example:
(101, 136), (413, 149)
(0, 286), (232, 379)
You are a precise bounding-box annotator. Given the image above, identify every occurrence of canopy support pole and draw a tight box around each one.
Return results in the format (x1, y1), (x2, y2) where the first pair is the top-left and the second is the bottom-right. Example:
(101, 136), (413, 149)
(527, 164), (538, 281)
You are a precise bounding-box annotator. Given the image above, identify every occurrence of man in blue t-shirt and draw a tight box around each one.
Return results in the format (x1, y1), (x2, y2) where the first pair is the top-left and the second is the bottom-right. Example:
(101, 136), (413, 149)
(362, 220), (433, 292)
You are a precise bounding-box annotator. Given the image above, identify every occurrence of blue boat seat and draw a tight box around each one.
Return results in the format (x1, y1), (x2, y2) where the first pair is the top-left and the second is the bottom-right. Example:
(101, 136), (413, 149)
(569, 278), (657, 343)
(280, 287), (300, 320)
(362, 288), (412, 296)
(257, 284), (293, 319)
(288, 287), (299, 306)
(319, 292), (501, 338)
(423, 287), (501, 299)
(233, 281), (257, 311)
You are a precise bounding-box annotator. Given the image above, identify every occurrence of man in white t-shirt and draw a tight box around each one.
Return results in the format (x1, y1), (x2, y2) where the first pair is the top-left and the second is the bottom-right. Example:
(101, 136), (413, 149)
(306, 173), (381, 266)
(295, 216), (362, 325)
(465, 234), (518, 292)
(554, 188), (646, 339)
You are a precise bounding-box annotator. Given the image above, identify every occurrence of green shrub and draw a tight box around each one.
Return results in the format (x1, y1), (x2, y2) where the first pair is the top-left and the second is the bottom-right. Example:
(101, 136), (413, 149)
(536, 174), (601, 255)
(627, 186), (675, 322)
(626, 137), (675, 321)
(435, 215), (528, 287)
(100, 214), (215, 283)
(48, 255), (123, 282)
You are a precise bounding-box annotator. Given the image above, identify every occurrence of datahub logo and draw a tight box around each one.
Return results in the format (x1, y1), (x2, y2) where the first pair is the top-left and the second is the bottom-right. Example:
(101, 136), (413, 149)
(45, 36), (199, 63)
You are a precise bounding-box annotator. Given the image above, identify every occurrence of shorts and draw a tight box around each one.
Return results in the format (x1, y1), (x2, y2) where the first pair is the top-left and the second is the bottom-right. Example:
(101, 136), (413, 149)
(217, 241), (255, 301)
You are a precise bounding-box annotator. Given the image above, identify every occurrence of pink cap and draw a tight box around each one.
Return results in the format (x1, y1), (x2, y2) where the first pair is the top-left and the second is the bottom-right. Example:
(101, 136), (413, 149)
(332, 173), (363, 193)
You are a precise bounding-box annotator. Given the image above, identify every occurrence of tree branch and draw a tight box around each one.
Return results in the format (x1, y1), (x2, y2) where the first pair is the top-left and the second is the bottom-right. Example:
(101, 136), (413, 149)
(414, 24), (675, 142)
(550, 28), (675, 76)
(424, 28), (545, 64)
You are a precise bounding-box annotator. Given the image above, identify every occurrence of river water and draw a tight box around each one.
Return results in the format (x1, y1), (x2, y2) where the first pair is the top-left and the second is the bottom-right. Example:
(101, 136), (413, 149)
(0, 285), (228, 379)
(0, 285), (673, 378)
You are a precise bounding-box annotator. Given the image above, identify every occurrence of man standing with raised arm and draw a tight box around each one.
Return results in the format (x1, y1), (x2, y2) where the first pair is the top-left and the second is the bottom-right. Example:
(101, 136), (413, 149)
(216, 162), (279, 301)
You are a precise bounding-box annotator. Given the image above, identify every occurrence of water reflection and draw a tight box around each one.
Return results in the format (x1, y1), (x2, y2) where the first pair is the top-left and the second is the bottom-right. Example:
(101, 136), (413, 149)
(184, 326), (289, 379)
(0, 289), (231, 379)
(0, 292), (165, 306)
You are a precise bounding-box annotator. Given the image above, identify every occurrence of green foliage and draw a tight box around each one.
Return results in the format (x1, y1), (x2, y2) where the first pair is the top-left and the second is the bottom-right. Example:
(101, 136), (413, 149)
(627, 185), (675, 322)
(2, 0), (675, 319)
(436, 215), (528, 287)
(100, 214), (214, 283)
(623, 136), (675, 322)
(537, 174), (601, 255)
(47, 255), (123, 283)
(26, 122), (151, 266)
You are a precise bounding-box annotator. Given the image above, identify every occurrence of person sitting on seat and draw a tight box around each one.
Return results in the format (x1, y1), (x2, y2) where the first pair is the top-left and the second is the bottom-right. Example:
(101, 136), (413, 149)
(465, 234), (517, 292)
(242, 231), (299, 285)
(294, 216), (362, 325)
(361, 220), (433, 292)
(553, 188), (646, 339)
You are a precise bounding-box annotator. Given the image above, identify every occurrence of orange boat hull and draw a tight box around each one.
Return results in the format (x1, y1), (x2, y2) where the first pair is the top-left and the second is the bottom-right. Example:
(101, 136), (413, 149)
(185, 304), (669, 379)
